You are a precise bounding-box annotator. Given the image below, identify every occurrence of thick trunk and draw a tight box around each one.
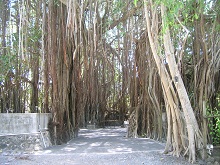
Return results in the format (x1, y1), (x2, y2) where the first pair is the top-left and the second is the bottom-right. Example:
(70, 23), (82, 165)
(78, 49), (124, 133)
(161, 5), (203, 163)
(144, 3), (203, 163)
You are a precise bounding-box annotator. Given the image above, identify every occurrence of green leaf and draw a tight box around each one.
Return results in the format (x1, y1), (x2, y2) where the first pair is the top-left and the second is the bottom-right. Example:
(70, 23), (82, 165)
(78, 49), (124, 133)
(134, 0), (138, 7)
(194, 14), (199, 20)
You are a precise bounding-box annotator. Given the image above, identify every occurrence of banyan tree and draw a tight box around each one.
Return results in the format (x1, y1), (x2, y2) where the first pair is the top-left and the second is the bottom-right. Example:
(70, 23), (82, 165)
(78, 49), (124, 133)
(0, 0), (220, 163)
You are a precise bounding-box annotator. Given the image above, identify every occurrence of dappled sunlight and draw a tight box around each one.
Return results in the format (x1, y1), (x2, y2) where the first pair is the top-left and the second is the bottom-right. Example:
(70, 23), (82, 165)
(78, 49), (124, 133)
(35, 149), (52, 155)
(90, 142), (102, 147)
(107, 147), (133, 153)
(35, 127), (165, 156)
(62, 147), (77, 152)
(79, 128), (127, 138)
(69, 142), (88, 146)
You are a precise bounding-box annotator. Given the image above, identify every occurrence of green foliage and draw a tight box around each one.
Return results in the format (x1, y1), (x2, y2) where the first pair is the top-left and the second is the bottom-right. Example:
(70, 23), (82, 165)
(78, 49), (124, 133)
(134, 0), (138, 7)
(207, 97), (220, 145)
(215, 118), (220, 145)
(155, 0), (204, 32)
(112, 0), (122, 13)
(0, 50), (16, 81)
(208, 110), (220, 146)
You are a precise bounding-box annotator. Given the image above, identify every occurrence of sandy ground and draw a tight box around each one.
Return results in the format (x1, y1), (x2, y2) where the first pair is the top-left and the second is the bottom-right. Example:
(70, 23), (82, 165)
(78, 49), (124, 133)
(0, 127), (194, 165)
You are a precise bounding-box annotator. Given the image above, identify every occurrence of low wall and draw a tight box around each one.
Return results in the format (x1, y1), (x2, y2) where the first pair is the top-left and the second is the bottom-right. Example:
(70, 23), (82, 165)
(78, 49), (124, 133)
(0, 131), (51, 155)
(0, 113), (52, 154)
(0, 113), (51, 135)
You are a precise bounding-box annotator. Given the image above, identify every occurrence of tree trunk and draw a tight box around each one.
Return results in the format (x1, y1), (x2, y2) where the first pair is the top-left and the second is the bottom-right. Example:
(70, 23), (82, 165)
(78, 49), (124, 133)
(144, 2), (203, 163)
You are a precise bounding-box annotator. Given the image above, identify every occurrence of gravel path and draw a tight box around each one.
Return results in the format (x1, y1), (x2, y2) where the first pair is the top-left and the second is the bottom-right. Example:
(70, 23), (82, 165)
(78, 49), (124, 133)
(0, 127), (192, 165)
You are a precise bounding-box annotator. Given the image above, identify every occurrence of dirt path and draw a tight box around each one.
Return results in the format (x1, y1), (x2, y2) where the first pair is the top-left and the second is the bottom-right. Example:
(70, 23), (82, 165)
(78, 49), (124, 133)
(0, 127), (192, 165)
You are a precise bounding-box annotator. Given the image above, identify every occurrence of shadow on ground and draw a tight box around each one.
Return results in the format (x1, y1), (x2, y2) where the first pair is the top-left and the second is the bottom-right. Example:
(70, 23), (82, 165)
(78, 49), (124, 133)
(39, 127), (164, 155)
(0, 127), (193, 165)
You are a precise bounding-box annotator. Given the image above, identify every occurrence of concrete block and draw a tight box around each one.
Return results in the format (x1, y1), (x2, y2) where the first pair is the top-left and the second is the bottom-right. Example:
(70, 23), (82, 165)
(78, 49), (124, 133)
(0, 113), (52, 135)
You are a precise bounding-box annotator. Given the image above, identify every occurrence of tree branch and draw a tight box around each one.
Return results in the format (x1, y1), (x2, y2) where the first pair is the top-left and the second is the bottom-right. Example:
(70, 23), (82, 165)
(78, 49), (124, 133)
(106, 4), (142, 32)
(59, 0), (67, 5)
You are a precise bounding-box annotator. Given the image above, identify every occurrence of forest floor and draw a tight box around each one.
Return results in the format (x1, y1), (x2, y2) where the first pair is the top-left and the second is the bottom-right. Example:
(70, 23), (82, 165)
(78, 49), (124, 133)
(0, 127), (217, 165)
